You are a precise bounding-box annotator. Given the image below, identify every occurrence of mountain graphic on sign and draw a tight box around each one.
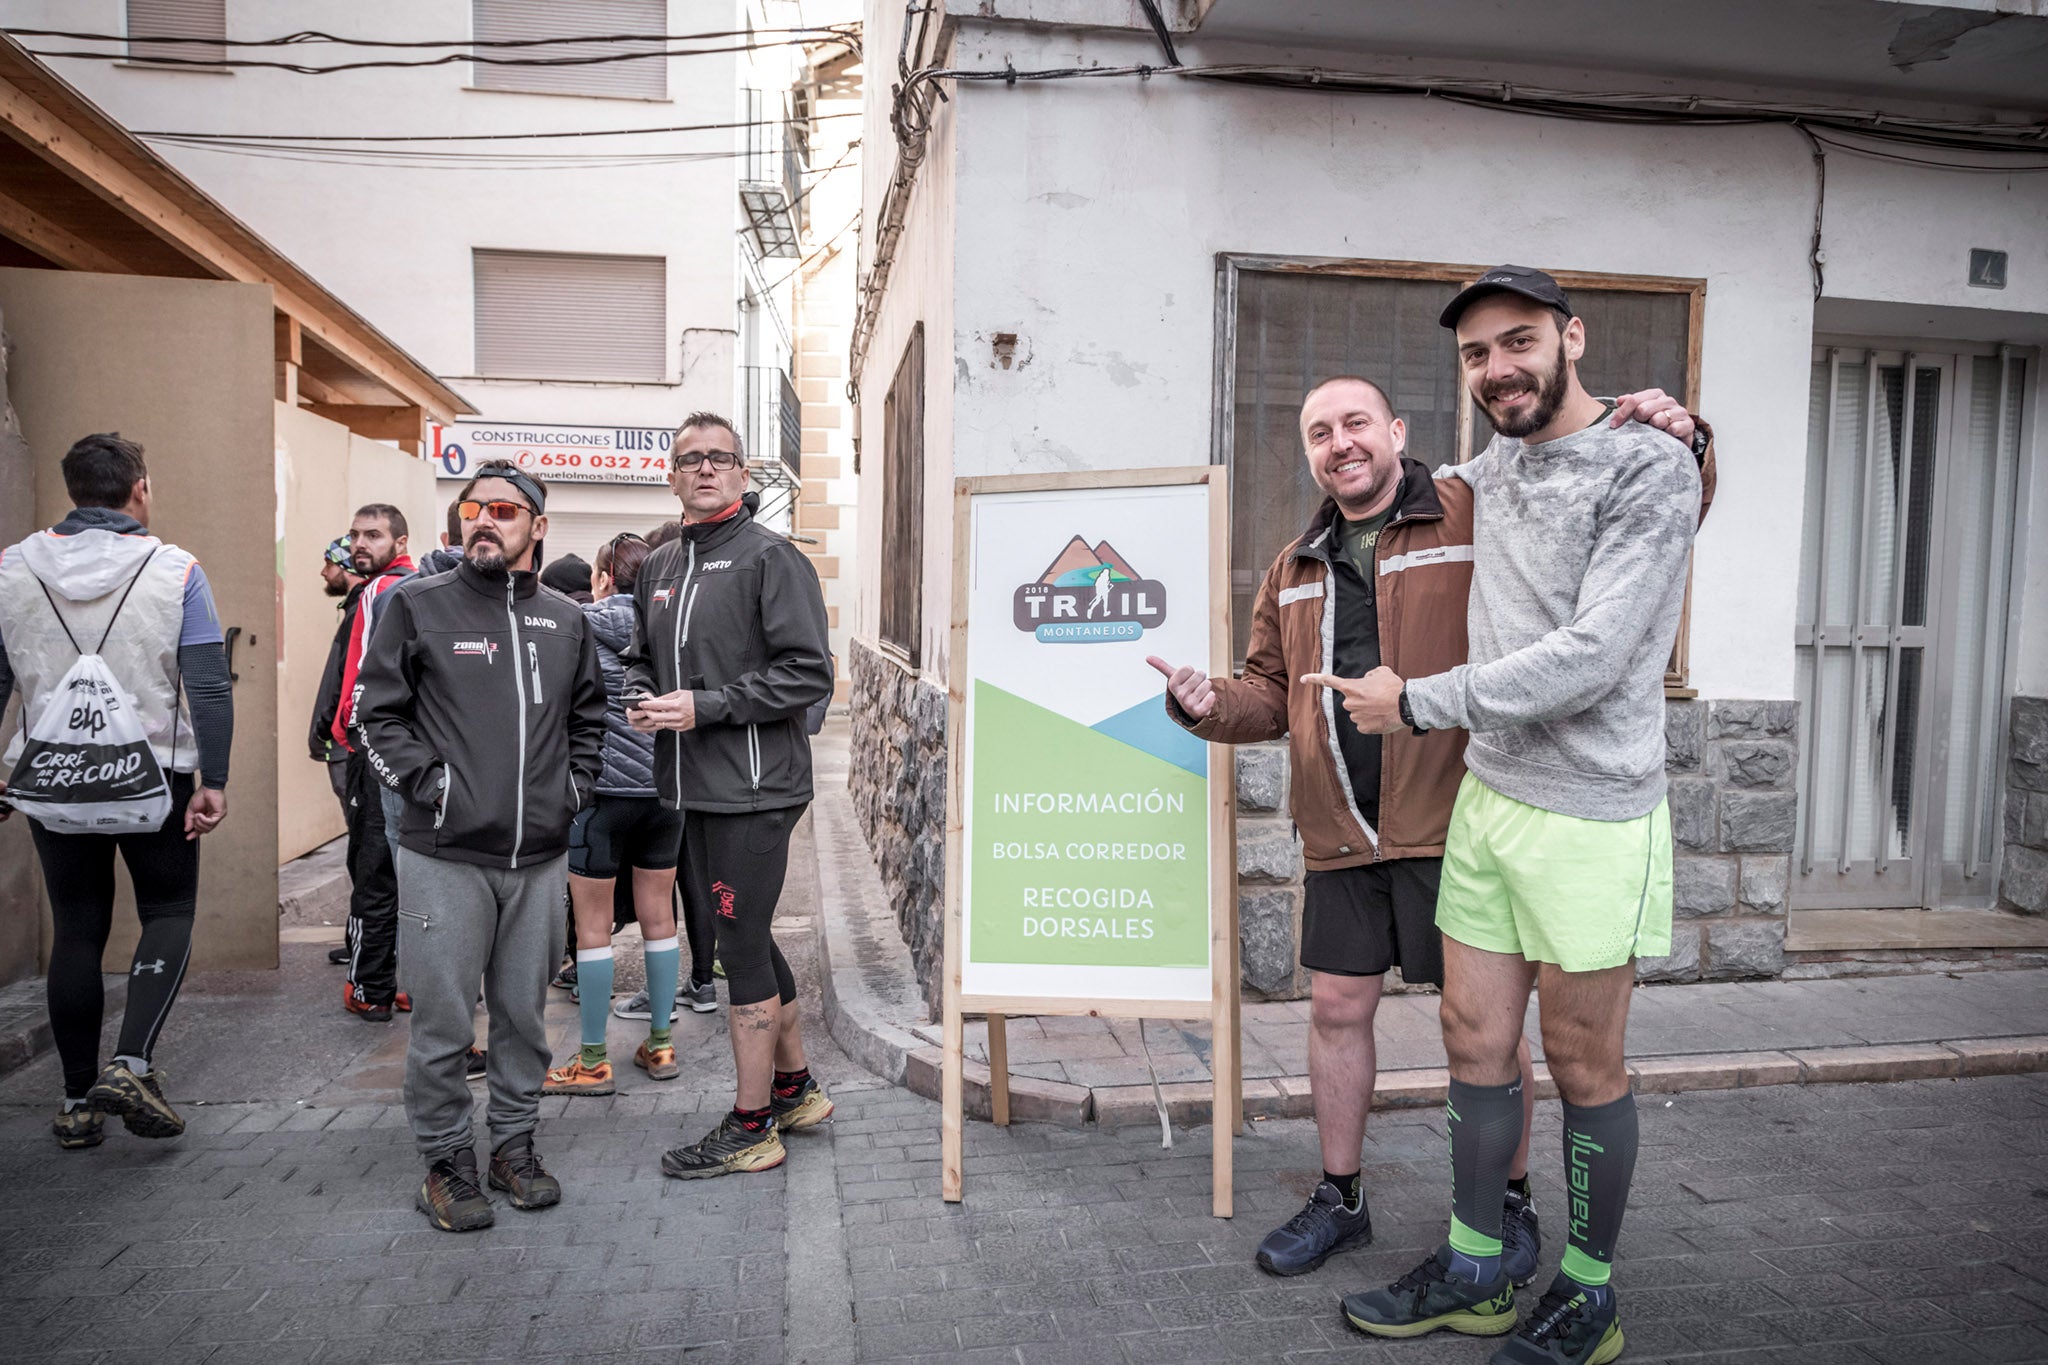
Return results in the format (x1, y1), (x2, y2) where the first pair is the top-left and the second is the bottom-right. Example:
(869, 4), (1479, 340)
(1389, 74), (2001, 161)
(1038, 536), (1141, 588)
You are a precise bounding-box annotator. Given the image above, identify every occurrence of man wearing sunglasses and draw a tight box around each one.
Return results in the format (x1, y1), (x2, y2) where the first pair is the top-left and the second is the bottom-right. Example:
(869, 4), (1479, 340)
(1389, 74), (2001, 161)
(353, 460), (607, 1232)
(622, 412), (835, 1181)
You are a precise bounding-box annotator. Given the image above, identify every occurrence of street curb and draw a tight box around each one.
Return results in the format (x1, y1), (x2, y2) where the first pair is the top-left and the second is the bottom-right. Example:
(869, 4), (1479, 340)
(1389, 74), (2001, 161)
(810, 780), (932, 1090)
(0, 973), (128, 1081)
(809, 767), (2048, 1126)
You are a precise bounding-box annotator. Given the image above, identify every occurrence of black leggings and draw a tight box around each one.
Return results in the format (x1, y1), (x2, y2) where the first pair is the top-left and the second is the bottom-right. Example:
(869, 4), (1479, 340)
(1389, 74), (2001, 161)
(682, 806), (802, 1009)
(28, 772), (200, 1099)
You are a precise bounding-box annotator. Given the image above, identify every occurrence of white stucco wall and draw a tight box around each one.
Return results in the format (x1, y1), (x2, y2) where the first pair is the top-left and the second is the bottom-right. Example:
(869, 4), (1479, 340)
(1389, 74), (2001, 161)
(921, 24), (2048, 703)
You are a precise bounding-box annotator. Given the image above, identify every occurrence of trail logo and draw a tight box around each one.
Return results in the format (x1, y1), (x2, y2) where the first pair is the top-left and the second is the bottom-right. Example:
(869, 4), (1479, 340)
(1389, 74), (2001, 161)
(1012, 536), (1168, 644)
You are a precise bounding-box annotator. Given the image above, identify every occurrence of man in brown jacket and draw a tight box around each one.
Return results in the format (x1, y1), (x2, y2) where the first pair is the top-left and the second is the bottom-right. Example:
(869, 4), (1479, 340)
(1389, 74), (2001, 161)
(1150, 375), (1707, 1281)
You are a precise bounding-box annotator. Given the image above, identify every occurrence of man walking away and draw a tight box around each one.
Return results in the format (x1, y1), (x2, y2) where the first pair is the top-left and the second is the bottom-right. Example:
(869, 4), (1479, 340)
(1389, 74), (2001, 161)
(0, 433), (233, 1149)
(624, 412), (836, 1180)
(355, 461), (605, 1232)
(1331, 268), (1701, 1363)
(332, 505), (413, 1021)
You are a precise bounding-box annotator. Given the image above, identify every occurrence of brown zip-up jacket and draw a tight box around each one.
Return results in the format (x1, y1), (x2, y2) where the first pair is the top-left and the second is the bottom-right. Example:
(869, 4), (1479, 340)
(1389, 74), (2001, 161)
(1173, 425), (1715, 870)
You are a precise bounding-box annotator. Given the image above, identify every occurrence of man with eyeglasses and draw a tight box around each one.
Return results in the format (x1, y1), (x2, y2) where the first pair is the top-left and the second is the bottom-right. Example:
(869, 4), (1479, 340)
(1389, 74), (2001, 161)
(354, 460), (607, 1232)
(622, 412), (836, 1180)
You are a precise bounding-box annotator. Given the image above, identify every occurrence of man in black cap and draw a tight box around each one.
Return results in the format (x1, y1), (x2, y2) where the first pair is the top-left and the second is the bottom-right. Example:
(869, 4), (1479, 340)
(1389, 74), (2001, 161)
(1328, 269), (1703, 1363)
(354, 459), (607, 1232)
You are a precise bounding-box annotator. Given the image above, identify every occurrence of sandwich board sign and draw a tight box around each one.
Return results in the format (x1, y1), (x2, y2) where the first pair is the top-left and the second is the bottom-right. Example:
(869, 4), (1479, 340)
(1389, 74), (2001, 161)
(943, 466), (1241, 1216)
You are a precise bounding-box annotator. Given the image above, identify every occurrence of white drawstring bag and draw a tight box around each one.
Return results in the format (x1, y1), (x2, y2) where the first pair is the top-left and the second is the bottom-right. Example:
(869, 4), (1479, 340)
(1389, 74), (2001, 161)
(5, 552), (175, 834)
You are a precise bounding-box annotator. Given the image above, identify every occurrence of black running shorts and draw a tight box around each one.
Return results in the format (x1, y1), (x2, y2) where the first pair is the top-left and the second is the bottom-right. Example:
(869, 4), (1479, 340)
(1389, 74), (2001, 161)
(568, 795), (684, 879)
(1299, 857), (1445, 987)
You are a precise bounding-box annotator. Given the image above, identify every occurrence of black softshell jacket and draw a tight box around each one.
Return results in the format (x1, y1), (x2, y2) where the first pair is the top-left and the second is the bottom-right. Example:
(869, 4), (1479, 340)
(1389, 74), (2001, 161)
(353, 558), (606, 869)
(621, 506), (832, 813)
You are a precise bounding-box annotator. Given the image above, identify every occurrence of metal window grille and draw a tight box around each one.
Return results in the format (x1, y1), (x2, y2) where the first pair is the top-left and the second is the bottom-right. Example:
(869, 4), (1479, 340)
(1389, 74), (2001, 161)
(471, 0), (666, 99)
(473, 249), (665, 382)
(126, 0), (225, 65)
(880, 325), (925, 668)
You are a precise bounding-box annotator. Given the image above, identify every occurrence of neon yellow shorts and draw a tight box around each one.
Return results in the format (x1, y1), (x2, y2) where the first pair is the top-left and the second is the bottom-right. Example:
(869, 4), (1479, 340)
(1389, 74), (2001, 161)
(1435, 772), (1673, 973)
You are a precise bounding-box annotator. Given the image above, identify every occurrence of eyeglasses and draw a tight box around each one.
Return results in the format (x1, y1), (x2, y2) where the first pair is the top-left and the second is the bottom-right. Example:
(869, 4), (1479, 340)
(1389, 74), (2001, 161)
(459, 499), (533, 522)
(673, 450), (741, 471)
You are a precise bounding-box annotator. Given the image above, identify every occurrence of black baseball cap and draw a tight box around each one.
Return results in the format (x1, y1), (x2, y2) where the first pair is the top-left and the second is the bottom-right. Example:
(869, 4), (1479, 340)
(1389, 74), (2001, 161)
(1439, 265), (1573, 330)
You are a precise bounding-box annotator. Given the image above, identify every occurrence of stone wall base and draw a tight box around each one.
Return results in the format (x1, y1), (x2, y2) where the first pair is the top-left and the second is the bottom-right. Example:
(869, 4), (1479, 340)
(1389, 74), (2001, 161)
(2003, 696), (2048, 915)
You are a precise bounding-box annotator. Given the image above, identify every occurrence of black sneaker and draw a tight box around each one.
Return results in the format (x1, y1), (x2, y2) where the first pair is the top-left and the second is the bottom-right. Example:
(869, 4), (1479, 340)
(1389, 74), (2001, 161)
(86, 1062), (185, 1139)
(550, 959), (577, 990)
(417, 1148), (495, 1232)
(1343, 1248), (1518, 1339)
(1490, 1275), (1624, 1364)
(1502, 1186), (1542, 1287)
(660, 1112), (786, 1180)
(1256, 1181), (1372, 1276)
(487, 1132), (562, 1210)
(771, 1075), (835, 1133)
(465, 1047), (489, 1082)
(327, 944), (350, 965)
(52, 1104), (104, 1150)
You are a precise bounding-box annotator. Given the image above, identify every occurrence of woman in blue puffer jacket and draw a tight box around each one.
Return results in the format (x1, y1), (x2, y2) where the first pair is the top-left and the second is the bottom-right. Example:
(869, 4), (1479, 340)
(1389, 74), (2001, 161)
(543, 533), (712, 1097)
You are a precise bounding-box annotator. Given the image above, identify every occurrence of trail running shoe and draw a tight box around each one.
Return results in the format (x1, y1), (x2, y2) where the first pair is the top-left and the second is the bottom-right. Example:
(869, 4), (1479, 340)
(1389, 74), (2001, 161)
(53, 1105), (104, 1150)
(342, 984), (393, 1023)
(634, 1040), (679, 1081)
(661, 1112), (786, 1180)
(1255, 1180), (1372, 1276)
(550, 959), (578, 990)
(1491, 1276), (1624, 1365)
(611, 989), (652, 1021)
(1343, 1248), (1517, 1339)
(417, 1148), (495, 1232)
(488, 1132), (562, 1211)
(543, 1058), (615, 1096)
(771, 1075), (835, 1133)
(465, 1047), (489, 1082)
(686, 979), (719, 1013)
(394, 992), (412, 1013)
(86, 1062), (185, 1139)
(1502, 1186), (1543, 1287)
(327, 944), (350, 965)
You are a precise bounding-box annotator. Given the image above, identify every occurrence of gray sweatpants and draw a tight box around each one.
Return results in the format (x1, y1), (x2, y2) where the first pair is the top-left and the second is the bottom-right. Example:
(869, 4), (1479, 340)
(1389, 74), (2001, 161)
(395, 848), (567, 1165)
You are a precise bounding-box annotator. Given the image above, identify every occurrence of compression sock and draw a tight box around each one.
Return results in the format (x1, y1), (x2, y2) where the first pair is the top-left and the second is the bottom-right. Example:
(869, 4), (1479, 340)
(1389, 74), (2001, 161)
(1324, 1169), (1365, 1214)
(732, 1103), (773, 1134)
(1445, 1076), (1525, 1283)
(643, 935), (681, 1037)
(1559, 1093), (1639, 1298)
(576, 947), (614, 1062)
(649, 1027), (673, 1049)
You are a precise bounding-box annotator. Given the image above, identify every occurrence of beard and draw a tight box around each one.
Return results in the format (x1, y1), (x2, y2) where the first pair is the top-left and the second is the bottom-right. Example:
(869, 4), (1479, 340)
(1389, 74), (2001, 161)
(1480, 339), (1571, 438)
(352, 549), (393, 575)
(466, 531), (510, 572)
(323, 578), (348, 598)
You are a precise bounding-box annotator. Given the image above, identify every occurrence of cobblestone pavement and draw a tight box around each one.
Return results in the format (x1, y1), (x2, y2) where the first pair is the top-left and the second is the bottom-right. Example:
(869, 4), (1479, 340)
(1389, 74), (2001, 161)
(3, 866), (2047, 1361)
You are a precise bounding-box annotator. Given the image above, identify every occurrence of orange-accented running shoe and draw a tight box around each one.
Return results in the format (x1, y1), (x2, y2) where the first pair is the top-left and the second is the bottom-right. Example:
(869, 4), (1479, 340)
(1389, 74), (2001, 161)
(634, 1040), (679, 1081)
(394, 992), (412, 1012)
(543, 1057), (615, 1096)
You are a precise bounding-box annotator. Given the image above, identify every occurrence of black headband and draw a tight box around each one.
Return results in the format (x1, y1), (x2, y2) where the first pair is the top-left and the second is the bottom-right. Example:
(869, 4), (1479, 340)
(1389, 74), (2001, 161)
(475, 464), (546, 515)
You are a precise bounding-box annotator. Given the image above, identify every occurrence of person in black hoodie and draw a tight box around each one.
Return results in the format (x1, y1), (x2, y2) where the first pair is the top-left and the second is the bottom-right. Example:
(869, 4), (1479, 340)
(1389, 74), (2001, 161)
(623, 412), (835, 1181)
(354, 461), (606, 1231)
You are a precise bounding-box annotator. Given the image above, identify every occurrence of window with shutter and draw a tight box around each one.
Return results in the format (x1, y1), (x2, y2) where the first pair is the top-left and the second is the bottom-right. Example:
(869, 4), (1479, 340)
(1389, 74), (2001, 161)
(471, 0), (667, 100)
(473, 249), (667, 382)
(126, 0), (226, 67)
(1215, 257), (1702, 684)
(880, 326), (926, 668)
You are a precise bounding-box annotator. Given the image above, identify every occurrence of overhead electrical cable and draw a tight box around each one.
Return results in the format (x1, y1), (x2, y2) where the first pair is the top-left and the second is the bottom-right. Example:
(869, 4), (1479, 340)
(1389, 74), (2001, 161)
(131, 109), (860, 144)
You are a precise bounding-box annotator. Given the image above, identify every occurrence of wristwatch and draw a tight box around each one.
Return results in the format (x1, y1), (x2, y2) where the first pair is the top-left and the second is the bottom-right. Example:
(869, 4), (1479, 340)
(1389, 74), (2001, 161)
(1398, 688), (1428, 736)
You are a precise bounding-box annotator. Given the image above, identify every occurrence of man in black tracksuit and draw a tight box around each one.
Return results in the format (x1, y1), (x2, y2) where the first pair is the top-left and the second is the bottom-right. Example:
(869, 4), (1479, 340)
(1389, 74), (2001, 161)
(623, 411), (835, 1180)
(354, 461), (606, 1232)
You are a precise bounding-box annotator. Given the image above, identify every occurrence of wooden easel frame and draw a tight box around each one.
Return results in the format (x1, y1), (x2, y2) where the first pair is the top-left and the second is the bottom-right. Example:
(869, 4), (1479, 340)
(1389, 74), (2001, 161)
(940, 466), (1242, 1217)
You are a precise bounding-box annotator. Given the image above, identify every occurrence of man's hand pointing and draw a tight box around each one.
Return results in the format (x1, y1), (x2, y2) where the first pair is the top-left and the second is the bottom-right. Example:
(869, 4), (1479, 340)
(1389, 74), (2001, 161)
(1146, 655), (1216, 721)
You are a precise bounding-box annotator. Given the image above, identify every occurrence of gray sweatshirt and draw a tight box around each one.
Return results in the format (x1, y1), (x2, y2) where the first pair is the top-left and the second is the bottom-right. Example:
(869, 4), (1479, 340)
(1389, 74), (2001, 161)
(1404, 420), (1700, 821)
